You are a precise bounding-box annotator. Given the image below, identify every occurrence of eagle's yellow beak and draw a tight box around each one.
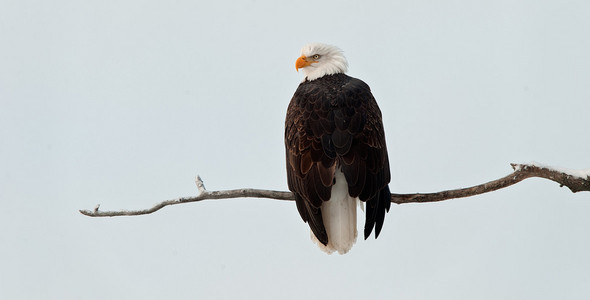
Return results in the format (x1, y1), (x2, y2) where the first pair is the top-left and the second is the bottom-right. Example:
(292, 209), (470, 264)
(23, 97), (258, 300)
(295, 55), (316, 71)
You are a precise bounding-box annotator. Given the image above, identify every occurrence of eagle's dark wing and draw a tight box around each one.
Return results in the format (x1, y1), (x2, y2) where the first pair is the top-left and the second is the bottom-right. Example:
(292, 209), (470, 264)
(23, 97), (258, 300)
(285, 74), (391, 244)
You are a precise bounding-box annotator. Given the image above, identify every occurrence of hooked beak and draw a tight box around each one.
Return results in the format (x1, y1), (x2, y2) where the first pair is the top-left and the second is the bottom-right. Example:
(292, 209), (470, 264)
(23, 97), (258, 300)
(295, 55), (317, 71)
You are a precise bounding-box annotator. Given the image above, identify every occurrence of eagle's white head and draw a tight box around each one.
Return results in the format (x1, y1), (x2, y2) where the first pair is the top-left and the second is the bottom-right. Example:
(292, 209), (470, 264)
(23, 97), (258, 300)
(296, 43), (349, 81)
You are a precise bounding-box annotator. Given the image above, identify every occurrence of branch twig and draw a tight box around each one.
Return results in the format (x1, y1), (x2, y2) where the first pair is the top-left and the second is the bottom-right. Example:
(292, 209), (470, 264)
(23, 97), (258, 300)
(79, 163), (590, 217)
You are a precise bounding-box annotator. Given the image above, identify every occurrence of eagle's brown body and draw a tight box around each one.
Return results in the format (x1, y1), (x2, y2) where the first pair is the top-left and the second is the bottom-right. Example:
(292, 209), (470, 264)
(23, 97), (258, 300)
(285, 73), (391, 250)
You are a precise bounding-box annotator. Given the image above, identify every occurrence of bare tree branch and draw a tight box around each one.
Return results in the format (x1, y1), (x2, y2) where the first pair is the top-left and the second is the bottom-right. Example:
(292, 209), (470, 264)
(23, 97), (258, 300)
(391, 163), (590, 204)
(79, 162), (590, 217)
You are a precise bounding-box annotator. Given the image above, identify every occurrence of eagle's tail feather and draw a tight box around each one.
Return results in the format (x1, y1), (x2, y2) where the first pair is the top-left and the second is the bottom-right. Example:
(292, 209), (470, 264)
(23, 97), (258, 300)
(311, 169), (357, 254)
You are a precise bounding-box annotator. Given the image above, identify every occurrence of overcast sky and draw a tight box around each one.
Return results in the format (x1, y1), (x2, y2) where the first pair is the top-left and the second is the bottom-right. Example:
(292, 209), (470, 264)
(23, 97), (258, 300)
(2, 0), (590, 299)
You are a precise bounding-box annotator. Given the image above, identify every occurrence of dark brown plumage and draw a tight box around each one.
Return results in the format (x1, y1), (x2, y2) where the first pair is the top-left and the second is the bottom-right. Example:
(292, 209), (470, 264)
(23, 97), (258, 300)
(285, 73), (391, 246)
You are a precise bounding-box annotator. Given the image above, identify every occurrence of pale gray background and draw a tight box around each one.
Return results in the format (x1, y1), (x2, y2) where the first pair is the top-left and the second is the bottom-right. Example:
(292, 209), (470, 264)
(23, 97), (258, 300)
(1, 0), (589, 299)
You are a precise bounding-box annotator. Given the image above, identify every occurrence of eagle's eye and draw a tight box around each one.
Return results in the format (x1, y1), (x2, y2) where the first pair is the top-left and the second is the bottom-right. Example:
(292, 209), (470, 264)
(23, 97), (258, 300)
(312, 54), (321, 60)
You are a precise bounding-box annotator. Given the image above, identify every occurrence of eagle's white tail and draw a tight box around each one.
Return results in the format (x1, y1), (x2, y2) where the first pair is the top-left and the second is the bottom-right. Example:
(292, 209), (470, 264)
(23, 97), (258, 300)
(311, 168), (358, 254)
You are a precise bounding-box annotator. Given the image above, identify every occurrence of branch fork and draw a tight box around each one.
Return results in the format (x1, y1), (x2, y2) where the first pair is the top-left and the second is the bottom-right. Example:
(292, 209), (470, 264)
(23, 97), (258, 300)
(195, 175), (206, 195)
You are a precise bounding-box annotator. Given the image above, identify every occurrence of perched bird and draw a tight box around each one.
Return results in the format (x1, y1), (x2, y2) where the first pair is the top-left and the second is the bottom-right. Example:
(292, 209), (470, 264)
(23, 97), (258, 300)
(285, 43), (391, 254)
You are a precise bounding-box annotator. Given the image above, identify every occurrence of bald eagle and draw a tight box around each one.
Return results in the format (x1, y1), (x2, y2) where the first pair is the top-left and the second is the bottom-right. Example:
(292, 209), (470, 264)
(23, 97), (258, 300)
(285, 43), (391, 254)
